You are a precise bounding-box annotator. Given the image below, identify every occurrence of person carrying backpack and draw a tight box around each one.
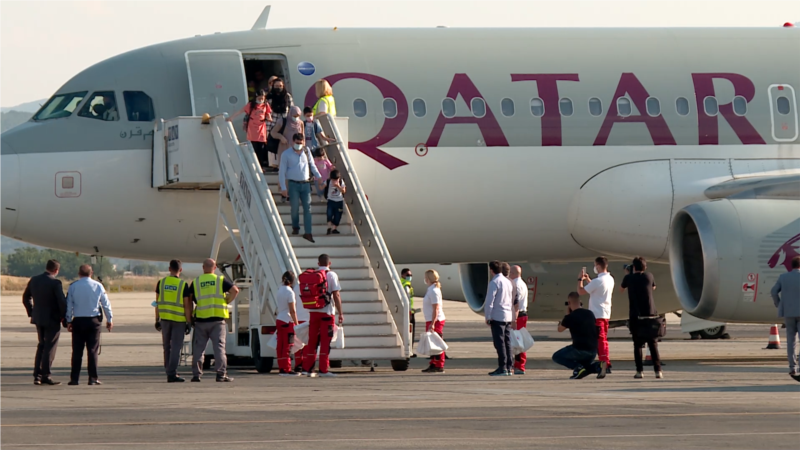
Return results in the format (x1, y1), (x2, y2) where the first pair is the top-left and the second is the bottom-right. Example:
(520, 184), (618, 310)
(300, 254), (343, 377)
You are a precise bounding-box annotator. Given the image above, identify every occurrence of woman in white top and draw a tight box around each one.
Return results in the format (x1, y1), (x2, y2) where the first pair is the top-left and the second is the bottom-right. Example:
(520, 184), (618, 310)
(276, 271), (300, 376)
(422, 269), (446, 373)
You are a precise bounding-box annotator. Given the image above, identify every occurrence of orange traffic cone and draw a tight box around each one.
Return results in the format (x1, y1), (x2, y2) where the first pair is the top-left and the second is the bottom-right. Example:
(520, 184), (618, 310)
(765, 324), (781, 349)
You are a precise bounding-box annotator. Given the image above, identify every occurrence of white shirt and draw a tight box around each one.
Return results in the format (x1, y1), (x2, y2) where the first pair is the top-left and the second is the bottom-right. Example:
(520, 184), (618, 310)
(327, 179), (346, 202)
(422, 283), (445, 322)
(511, 277), (528, 312)
(276, 285), (296, 323)
(484, 274), (514, 322)
(584, 272), (614, 320)
(293, 284), (309, 322)
(307, 266), (341, 315)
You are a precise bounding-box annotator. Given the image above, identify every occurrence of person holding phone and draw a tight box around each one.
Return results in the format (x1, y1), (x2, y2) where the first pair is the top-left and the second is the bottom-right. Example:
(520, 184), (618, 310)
(577, 256), (615, 378)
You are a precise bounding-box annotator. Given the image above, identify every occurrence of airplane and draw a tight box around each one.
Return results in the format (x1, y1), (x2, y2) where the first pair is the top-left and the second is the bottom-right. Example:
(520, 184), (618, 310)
(2, 10), (798, 327)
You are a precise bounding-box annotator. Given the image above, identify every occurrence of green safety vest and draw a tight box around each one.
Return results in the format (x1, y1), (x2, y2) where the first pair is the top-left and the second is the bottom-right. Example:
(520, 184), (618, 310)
(312, 95), (337, 117)
(401, 278), (414, 311)
(193, 274), (229, 320)
(157, 276), (187, 322)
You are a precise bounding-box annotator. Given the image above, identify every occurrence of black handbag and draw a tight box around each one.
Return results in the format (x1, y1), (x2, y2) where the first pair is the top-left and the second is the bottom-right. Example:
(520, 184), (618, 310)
(265, 116), (286, 155)
(636, 316), (666, 339)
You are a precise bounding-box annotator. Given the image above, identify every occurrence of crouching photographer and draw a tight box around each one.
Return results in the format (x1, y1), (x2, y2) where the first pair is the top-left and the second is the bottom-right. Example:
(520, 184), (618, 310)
(553, 292), (598, 379)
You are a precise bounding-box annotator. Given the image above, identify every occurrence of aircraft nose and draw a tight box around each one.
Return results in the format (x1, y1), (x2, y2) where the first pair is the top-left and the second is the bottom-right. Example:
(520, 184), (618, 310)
(1, 141), (20, 236)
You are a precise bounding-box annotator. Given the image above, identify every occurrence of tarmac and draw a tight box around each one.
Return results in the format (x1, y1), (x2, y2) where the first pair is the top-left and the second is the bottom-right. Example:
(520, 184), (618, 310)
(1, 292), (798, 450)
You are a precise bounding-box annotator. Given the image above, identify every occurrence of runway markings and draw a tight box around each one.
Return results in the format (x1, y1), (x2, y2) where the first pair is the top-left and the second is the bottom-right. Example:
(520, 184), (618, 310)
(2, 411), (797, 428)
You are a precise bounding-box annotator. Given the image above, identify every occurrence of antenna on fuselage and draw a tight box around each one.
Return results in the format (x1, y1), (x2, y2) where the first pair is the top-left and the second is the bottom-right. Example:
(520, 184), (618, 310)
(252, 5), (271, 30)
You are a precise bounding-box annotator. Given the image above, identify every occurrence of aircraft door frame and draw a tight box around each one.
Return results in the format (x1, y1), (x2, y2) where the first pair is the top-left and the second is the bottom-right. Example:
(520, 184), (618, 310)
(767, 84), (799, 142)
(185, 50), (248, 117)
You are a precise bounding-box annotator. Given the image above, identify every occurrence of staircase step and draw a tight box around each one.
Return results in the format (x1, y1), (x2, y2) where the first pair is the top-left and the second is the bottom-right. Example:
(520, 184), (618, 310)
(290, 234), (360, 247)
(338, 279), (377, 291)
(277, 204), (328, 215)
(329, 347), (404, 360)
(343, 335), (400, 347)
(326, 267), (371, 279)
(339, 290), (382, 302)
(297, 256), (365, 268)
(282, 215), (350, 226)
(285, 224), (355, 236)
(340, 323), (395, 336)
(293, 245), (363, 258)
(341, 311), (389, 324)
(341, 300), (385, 313)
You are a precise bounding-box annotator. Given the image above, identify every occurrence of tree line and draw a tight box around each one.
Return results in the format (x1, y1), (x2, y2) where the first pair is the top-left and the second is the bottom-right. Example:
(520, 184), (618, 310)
(1, 247), (163, 279)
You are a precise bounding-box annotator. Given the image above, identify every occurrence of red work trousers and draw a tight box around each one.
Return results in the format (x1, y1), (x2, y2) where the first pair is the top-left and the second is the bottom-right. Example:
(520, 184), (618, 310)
(596, 318), (610, 363)
(276, 320), (295, 372)
(425, 320), (445, 369)
(514, 315), (528, 371)
(303, 312), (334, 374)
(293, 320), (305, 370)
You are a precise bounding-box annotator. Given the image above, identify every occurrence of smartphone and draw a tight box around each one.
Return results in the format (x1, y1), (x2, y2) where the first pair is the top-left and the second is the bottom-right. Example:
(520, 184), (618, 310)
(581, 267), (586, 276)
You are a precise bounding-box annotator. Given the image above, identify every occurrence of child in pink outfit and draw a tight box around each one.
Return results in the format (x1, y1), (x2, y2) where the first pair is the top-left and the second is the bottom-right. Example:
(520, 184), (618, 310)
(314, 148), (333, 202)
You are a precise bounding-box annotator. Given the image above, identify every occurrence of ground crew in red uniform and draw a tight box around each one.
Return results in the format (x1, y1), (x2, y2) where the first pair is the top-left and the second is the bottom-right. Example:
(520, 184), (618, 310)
(510, 265), (529, 375)
(154, 259), (193, 382)
(300, 254), (343, 377)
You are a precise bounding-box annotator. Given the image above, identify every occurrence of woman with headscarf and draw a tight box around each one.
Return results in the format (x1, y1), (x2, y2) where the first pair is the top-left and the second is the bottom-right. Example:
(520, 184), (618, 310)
(267, 77), (294, 124)
(271, 106), (306, 201)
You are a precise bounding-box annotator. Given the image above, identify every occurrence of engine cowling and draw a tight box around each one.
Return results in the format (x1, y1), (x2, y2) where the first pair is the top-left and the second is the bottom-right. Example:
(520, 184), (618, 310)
(459, 263), (490, 313)
(669, 199), (799, 323)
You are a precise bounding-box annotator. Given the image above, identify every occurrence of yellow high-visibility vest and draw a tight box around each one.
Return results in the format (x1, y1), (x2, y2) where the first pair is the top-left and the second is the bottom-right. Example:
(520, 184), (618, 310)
(193, 274), (229, 320)
(312, 95), (337, 117)
(401, 278), (414, 311)
(157, 276), (187, 322)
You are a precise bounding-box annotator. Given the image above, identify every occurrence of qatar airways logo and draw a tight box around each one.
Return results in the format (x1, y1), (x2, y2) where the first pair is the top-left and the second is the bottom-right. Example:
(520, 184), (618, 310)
(305, 72), (765, 170)
(768, 233), (800, 272)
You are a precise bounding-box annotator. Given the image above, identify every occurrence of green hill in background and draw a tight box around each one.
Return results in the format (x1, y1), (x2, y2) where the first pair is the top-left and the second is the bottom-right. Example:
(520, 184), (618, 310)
(1, 110), (34, 133)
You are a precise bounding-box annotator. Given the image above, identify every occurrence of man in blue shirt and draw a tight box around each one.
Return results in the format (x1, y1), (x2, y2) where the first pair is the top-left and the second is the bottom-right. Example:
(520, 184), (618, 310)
(485, 260), (514, 376)
(279, 132), (322, 243)
(66, 264), (113, 386)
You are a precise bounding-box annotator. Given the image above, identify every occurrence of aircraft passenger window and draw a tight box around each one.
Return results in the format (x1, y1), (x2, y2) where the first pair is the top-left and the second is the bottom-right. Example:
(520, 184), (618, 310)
(123, 91), (155, 122)
(33, 91), (88, 121)
(442, 98), (456, 118)
(588, 98), (603, 116)
(617, 97), (632, 117)
(704, 96), (718, 116)
(383, 98), (398, 119)
(530, 98), (544, 117)
(413, 98), (426, 117)
(78, 91), (119, 121)
(559, 98), (573, 117)
(353, 99), (367, 118)
(646, 97), (661, 116)
(676, 97), (690, 116)
(501, 98), (515, 117)
(732, 96), (747, 116)
(777, 96), (791, 115)
(471, 98), (486, 118)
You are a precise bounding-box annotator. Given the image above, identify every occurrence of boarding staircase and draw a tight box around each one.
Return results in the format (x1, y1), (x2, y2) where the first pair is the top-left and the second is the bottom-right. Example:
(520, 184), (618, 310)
(152, 114), (411, 371)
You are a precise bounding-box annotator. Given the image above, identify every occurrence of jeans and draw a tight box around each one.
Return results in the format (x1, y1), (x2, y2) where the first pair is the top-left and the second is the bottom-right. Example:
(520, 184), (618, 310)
(288, 180), (313, 235)
(490, 320), (513, 371)
(327, 200), (344, 227)
(552, 345), (597, 371)
(786, 316), (800, 373)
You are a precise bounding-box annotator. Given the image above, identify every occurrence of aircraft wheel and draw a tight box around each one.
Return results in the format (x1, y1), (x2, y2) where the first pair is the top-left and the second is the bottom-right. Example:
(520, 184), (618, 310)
(698, 325), (727, 339)
(391, 359), (410, 371)
(252, 330), (274, 373)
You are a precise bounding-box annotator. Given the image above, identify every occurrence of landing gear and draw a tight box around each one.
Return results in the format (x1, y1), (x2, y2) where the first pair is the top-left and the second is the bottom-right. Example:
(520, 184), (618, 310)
(329, 360), (343, 369)
(391, 359), (410, 371)
(691, 325), (729, 340)
(251, 330), (274, 373)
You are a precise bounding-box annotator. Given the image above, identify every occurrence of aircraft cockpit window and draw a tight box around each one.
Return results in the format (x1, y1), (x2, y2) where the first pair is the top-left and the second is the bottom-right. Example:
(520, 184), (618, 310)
(617, 98), (632, 117)
(471, 98), (486, 118)
(501, 98), (515, 117)
(777, 96), (791, 115)
(588, 98), (603, 117)
(32, 91), (88, 121)
(530, 98), (544, 117)
(559, 98), (573, 116)
(442, 98), (456, 118)
(78, 91), (119, 121)
(353, 99), (367, 118)
(732, 96), (747, 116)
(646, 97), (661, 117)
(413, 98), (427, 117)
(123, 91), (155, 121)
(703, 96), (718, 116)
(676, 97), (690, 116)
(383, 98), (398, 119)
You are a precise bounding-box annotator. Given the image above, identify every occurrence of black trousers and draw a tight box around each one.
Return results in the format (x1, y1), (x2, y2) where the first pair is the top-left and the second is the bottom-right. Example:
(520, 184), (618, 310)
(34, 324), (61, 380)
(490, 321), (513, 371)
(409, 313), (416, 349)
(251, 141), (268, 166)
(71, 316), (102, 382)
(633, 335), (662, 372)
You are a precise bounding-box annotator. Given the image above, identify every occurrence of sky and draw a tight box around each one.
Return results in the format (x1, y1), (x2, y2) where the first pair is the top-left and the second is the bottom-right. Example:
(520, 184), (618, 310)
(1, 0), (799, 107)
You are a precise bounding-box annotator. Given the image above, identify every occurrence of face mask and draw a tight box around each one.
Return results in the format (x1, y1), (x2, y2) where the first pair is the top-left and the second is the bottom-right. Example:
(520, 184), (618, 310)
(305, 116), (313, 122)
(255, 99), (264, 104)
(405, 276), (412, 282)
(593, 266), (599, 275)
(292, 116), (300, 123)
(293, 143), (303, 151)
(273, 87), (282, 94)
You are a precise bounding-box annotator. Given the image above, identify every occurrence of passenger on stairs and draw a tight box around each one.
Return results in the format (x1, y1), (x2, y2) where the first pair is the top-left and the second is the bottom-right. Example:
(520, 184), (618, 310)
(280, 132), (321, 243)
(276, 271), (301, 376)
(422, 270), (446, 373)
(313, 147), (333, 202)
(272, 106), (305, 171)
(267, 77), (293, 121)
(227, 89), (272, 170)
(302, 254), (344, 377)
(325, 170), (346, 235)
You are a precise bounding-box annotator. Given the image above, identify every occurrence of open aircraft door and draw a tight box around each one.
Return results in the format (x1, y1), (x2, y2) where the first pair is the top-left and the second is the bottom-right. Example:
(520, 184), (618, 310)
(767, 84), (799, 142)
(186, 50), (248, 118)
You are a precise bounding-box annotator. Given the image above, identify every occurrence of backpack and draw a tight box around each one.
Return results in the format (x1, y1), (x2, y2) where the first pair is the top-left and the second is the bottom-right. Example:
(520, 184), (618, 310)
(298, 268), (329, 309)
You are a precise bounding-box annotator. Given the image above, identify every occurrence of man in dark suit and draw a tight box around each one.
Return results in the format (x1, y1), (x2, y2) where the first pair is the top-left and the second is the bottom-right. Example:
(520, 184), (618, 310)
(22, 259), (67, 386)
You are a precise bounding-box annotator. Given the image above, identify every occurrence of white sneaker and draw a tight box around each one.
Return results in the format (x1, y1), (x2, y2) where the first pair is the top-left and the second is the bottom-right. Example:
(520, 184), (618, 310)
(306, 372), (317, 378)
(655, 371), (664, 379)
(634, 371), (644, 379)
(319, 372), (337, 378)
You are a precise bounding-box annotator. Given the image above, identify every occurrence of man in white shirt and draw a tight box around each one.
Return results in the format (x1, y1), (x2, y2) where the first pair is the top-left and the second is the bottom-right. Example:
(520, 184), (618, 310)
(578, 256), (615, 378)
(510, 265), (529, 375)
(302, 254), (344, 377)
(485, 260), (514, 376)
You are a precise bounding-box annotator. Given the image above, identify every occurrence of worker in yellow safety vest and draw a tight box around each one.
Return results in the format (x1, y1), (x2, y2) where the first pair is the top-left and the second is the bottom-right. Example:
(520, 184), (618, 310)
(401, 268), (417, 357)
(189, 258), (239, 383)
(312, 79), (337, 117)
(155, 259), (193, 383)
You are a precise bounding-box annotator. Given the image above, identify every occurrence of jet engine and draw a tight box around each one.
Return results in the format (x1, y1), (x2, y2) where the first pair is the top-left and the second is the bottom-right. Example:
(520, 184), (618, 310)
(459, 263), (490, 313)
(669, 199), (799, 323)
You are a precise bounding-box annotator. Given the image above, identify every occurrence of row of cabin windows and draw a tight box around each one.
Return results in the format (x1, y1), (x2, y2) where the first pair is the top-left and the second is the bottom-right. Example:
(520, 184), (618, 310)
(352, 95), (794, 119)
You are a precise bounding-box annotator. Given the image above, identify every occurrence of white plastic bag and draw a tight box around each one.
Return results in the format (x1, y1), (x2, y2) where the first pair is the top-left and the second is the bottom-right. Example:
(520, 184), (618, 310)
(518, 327), (535, 352)
(292, 334), (305, 351)
(416, 331), (448, 357)
(266, 332), (278, 350)
(294, 322), (310, 345)
(415, 332), (431, 357)
(511, 328), (535, 355)
(331, 325), (345, 349)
